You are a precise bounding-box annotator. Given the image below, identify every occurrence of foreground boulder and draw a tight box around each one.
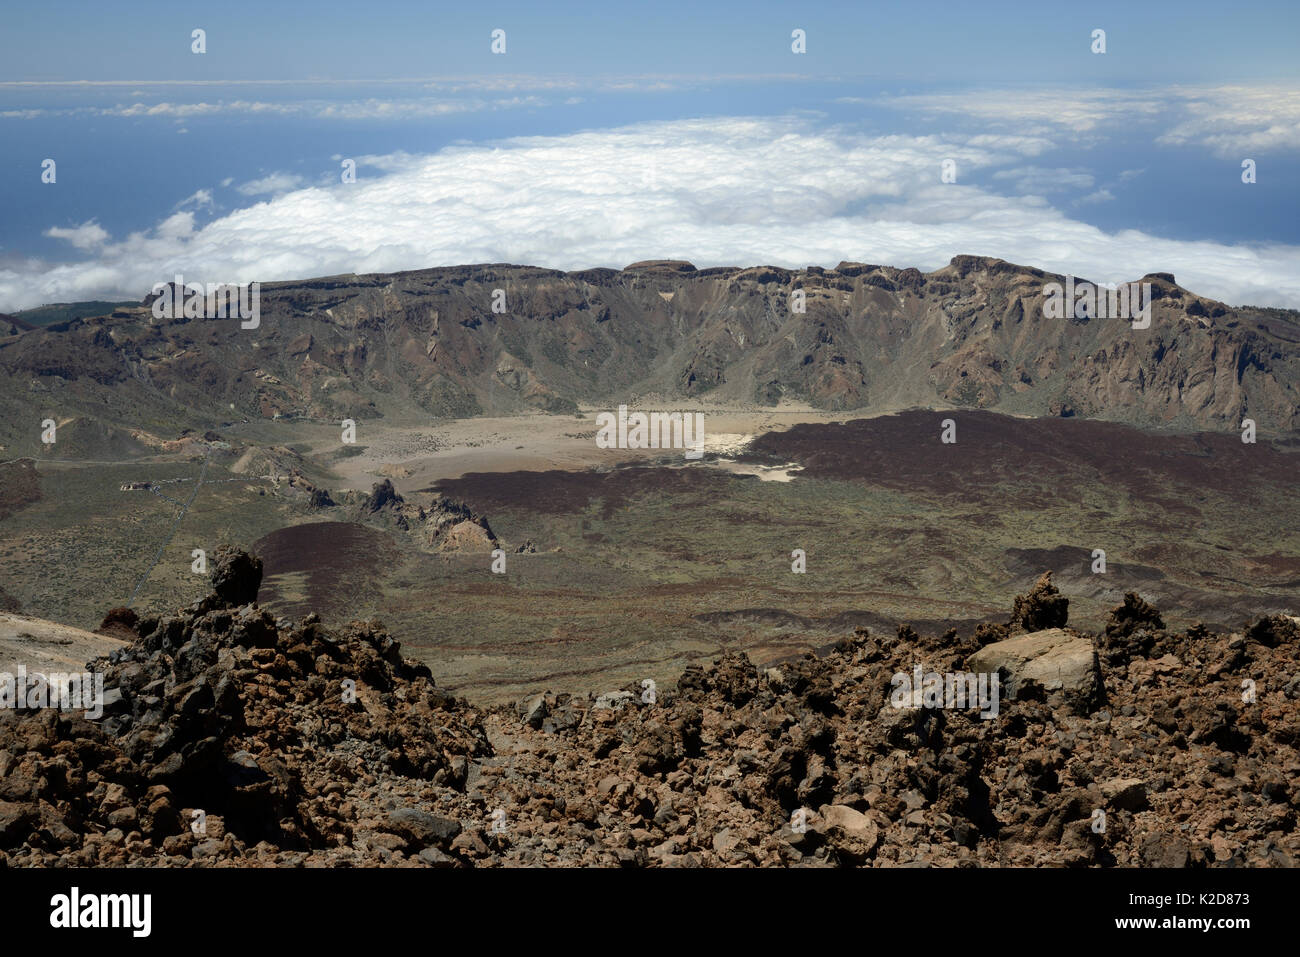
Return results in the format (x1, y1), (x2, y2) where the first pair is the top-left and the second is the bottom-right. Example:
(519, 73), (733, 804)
(966, 628), (1103, 713)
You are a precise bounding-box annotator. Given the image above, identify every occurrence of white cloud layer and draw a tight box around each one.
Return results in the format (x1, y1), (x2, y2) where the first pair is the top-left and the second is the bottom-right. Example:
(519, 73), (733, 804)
(1, 95), (551, 122)
(878, 85), (1300, 157)
(6, 116), (1300, 311)
(1155, 85), (1300, 157)
(236, 173), (307, 196)
(42, 220), (109, 251)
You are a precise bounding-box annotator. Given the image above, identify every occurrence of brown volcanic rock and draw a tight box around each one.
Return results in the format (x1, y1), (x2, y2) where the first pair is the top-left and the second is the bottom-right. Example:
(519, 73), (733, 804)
(0, 551), (1296, 868)
(210, 545), (263, 607)
(967, 628), (1103, 714)
(365, 478), (403, 514)
(1009, 571), (1069, 633)
(434, 520), (495, 553)
(1101, 592), (1166, 665)
(348, 478), (498, 548)
(95, 606), (139, 642)
(0, 551), (491, 866)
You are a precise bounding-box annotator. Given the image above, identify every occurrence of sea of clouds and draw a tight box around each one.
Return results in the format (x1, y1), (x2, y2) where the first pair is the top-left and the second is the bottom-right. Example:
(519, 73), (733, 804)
(3, 88), (1299, 311)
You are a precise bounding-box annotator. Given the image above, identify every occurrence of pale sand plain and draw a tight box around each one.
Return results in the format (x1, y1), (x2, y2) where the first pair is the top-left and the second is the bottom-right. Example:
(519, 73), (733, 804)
(321, 400), (878, 490)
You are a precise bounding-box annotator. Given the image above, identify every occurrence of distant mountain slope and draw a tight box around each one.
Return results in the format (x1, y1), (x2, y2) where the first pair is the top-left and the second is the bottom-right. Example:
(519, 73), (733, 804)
(2, 256), (1297, 455)
(0, 313), (34, 336)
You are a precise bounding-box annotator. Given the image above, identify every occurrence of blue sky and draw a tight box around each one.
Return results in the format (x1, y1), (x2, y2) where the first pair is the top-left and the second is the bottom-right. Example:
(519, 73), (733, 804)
(4, 0), (1298, 83)
(2, 0), (1298, 310)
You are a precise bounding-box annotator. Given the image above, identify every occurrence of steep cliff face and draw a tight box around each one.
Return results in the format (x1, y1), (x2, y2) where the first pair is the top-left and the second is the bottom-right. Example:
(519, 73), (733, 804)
(2, 256), (1296, 450)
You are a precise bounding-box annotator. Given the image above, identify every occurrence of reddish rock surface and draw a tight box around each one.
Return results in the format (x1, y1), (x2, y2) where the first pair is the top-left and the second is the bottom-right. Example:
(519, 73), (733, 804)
(0, 550), (1296, 867)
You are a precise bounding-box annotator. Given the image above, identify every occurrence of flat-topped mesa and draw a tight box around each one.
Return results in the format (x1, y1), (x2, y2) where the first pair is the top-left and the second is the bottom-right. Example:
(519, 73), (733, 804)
(832, 261), (882, 275)
(622, 260), (698, 274)
(939, 254), (1042, 279)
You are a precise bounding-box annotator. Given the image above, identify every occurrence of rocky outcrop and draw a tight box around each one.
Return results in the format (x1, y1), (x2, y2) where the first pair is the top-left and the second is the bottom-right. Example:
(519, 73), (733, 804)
(210, 546), (264, 607)
(1009, 571), (1069, 634)
(365, 479), (403, 514)
(349, 480), (498, 552)
(0, 550), (1296, 868)
(1100, 592), (1167, 665)
(0, 549), (489, 864)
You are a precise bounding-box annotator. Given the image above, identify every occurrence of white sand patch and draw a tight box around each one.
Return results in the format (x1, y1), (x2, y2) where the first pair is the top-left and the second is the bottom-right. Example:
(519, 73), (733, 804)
(303, 401), (889, 486)
(699, 432), (754, 456)
(710, 459), (805, 483)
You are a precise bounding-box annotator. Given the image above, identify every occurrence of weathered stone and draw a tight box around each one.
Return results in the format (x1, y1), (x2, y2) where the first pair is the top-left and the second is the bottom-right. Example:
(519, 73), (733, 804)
(967, 628), (1102, 712)
(517, 693), (548, 729)
(386, 808), (462, 847)
(1101, 778), (1149, 812)
(0, 801), (34, 846)
(594, 691), (634, 711)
